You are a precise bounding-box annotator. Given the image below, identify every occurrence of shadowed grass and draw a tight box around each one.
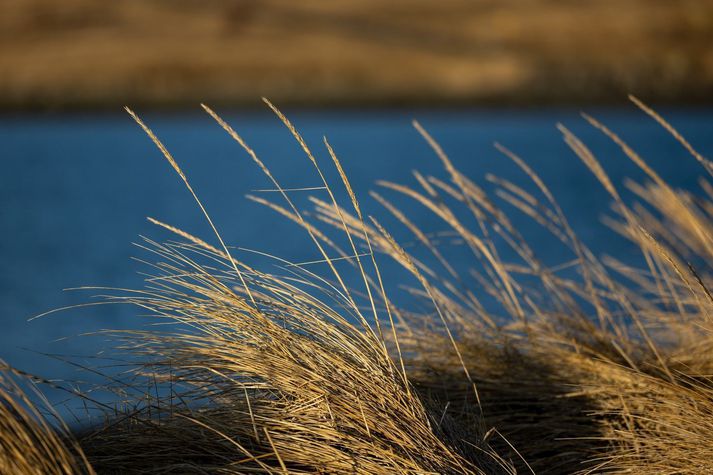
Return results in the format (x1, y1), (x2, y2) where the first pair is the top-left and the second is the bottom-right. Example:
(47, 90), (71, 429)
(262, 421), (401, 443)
(0, 364), (93, 475)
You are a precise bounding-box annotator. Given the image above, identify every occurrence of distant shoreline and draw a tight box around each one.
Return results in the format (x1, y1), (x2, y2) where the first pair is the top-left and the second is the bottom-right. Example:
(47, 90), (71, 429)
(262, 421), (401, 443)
(3, 0), (712, 112)
(3, 92), (713, 115)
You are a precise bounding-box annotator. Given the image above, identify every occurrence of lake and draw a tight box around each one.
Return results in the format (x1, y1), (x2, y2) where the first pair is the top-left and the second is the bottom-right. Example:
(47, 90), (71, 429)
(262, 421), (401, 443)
(1, 106), (711, 413)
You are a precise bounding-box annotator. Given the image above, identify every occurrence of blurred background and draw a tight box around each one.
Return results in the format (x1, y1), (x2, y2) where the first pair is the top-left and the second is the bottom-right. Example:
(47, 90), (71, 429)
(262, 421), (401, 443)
(2, 1), (713, 414)
(2, 0), (713, 110)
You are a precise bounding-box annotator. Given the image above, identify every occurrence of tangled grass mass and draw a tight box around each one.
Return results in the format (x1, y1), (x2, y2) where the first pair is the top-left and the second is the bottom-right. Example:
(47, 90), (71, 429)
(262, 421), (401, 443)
(2, 97), (713, 474)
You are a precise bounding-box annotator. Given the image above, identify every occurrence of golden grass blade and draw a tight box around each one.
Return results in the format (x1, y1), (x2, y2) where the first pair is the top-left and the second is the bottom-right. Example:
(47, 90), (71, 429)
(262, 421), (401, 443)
(125, 107), (255, 307)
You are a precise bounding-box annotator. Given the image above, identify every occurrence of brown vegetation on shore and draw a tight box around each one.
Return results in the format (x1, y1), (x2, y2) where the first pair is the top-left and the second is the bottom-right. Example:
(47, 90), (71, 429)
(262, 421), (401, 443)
(2, 1), (713, 110)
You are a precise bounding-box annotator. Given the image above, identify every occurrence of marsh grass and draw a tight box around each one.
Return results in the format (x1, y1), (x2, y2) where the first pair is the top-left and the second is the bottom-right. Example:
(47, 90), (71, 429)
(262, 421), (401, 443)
(1, 97), (712, 473)
(0, 364), (93, 474)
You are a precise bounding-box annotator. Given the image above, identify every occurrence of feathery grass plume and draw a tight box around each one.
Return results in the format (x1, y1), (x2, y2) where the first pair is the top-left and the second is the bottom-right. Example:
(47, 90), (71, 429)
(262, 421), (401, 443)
(0, 363), (93, 475)
(74, 106), (512, 474)
(569, 103), (713, 473)
(308, 97), (713, 472)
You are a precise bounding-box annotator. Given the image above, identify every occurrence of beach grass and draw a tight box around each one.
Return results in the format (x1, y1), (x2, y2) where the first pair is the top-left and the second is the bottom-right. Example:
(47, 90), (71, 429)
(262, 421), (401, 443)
(2, 97), (712, 473)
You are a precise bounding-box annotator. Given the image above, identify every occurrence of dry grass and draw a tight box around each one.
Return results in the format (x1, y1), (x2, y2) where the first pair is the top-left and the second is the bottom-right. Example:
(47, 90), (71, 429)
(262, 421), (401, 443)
(3, 0), (713, 109)
(2, 97), (712, 473)
(0, 364), (93, 475)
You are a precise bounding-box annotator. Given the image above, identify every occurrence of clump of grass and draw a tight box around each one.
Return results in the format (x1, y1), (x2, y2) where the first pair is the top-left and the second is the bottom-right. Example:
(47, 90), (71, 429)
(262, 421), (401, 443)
(74, 236), (507, 474)
(0, 364), (93, 475)
(3, 97), (712, 473)
(306, 97), (713, 472)
(71, 104), (510, 475)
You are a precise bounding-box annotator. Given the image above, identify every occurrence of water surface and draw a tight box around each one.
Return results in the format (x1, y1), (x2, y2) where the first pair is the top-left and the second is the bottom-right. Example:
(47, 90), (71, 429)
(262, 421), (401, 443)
(1, 107), (711, 412)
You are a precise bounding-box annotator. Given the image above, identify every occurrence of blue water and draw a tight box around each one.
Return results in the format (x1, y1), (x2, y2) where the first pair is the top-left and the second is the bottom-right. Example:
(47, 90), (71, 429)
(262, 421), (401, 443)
(1, 107), (711, 413)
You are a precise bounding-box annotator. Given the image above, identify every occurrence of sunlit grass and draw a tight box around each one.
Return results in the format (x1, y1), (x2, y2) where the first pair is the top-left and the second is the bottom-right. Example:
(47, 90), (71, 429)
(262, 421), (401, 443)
(2, 97), (712, 473)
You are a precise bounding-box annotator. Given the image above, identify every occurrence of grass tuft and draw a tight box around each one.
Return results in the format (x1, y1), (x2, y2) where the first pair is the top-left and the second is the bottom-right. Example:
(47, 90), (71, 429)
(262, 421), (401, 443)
(3, 98), (712, 473)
